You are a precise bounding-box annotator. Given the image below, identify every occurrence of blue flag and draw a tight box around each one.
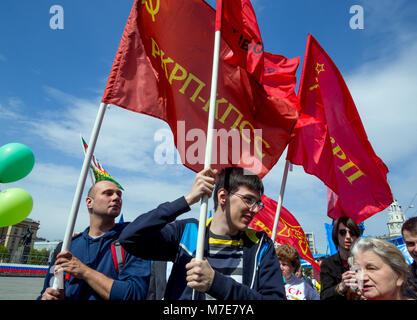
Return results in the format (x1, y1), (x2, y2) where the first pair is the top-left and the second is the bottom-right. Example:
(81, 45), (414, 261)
(325, 223), (338, 255)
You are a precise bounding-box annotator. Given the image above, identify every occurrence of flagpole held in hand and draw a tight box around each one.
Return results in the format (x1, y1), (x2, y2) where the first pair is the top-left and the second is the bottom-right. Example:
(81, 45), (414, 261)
(270, 159), (290, 243)
(195, 0), (223, 263)
(52, 102), (108, 290)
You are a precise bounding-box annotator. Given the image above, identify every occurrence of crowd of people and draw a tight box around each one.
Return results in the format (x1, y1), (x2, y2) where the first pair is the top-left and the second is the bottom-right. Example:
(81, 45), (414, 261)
(37, 167), (417, 300)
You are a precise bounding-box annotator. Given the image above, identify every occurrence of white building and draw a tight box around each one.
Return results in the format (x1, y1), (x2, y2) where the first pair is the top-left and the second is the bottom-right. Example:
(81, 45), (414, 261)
(305, 232), (317, 255)
(33, 241), (60, 252)
(387, 200), (406, 237)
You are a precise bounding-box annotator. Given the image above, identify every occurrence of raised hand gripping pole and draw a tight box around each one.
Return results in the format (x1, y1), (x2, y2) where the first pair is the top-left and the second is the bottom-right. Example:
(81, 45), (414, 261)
(52, 103), (108, 290)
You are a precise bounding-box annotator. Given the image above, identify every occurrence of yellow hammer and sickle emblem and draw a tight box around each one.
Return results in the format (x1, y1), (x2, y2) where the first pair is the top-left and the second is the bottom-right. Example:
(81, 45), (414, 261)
(278, 218), (310, 255)
(315, 63), (325, 75)
(142, 0), (160, 22)
(309, 63), (325, 91)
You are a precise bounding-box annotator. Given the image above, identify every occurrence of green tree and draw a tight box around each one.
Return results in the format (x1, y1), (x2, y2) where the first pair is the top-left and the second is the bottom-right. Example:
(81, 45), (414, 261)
(27, 248), (50, 265)
(0, 245), (8, 254)
(0, 245), (10, 263)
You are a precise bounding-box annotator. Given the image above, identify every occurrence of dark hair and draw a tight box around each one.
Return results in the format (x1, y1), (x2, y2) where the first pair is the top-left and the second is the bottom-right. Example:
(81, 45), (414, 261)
(401, 216), (417, 235)
(316, 256), (326, 263)
(332, 216), (360, 249)
(213, 167), (264, 210)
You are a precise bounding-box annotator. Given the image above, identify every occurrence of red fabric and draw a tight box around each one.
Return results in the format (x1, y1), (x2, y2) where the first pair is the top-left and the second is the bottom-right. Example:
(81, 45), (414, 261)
(250, 195), (320, 271)
(287, 34), (393, 223)
(102, 0), (298, 178)
(0, 267), (47, 274)
(215, 0), (223, 31)
(327, 187), (344, 220)
(110, 243), (119, 273)
(222, 0), (264, 83)
(263, 52), (300, 108)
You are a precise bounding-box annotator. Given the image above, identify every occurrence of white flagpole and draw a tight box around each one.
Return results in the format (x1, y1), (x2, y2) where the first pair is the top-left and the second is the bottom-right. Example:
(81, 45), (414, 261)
(52, 102), (108, 290)
(195, 3), (222, 262)
(195, 30), (221, 261)
(270, 159), (290, 243)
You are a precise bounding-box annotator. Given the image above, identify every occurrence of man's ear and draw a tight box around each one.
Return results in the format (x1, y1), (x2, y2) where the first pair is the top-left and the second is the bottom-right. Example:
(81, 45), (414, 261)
(217, 188), (229, 207)
(86, 197), (94, 210)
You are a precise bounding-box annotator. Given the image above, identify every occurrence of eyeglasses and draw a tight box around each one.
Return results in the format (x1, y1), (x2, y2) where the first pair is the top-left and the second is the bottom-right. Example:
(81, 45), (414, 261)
(230, 192), (264, 213)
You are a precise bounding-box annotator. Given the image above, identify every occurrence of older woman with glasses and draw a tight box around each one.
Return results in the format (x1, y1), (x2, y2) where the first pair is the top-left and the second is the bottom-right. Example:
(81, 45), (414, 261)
(351, 237), (412, 300)
(320, 216), (361, 300)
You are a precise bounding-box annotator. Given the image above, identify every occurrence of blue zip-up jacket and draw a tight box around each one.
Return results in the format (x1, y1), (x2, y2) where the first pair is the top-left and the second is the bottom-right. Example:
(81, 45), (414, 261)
(119, 197), (286, 300)
(38, 223), (151, 300)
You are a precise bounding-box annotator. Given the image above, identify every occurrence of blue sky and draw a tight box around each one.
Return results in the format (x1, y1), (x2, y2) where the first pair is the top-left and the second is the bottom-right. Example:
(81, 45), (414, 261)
(1, 0), (416, 253)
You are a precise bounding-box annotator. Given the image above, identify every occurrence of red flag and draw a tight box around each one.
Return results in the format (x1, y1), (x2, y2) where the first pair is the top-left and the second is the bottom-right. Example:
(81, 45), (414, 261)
(250, 195), (320, 271)
(287, 34), (393, 223)
(263, 52), (322, 129)
(221, 0), (264, 83)
(263, 52), (300, 110)
(327, 187), (344, 220)
(102, 0), (298, 178)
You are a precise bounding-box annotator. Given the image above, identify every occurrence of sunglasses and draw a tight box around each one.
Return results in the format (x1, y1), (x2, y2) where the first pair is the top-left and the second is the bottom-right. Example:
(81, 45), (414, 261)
(339, 229), (357, 237)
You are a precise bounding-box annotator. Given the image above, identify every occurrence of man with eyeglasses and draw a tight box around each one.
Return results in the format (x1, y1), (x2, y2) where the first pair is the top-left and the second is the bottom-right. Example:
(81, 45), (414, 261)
(320, 216), (360, 300)
(119, 167), (286, 300)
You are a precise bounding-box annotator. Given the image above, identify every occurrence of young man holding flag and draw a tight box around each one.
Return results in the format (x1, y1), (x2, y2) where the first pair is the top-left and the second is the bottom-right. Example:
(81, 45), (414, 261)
(38, 180), (151, 300)
(119, 167), (286, 300)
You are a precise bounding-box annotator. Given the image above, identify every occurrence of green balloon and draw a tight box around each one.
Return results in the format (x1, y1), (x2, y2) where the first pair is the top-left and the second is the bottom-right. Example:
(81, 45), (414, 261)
(0, 143), (35, 183)
(0, 188), (33, 227)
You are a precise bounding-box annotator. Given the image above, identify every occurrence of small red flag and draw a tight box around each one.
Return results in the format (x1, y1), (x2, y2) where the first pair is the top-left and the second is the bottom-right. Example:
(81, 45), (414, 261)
(221, 0), (264, 84)
(287, 34), (393, 223)
(327, 187), (347, 220)
(102, 0), (298, 178)
(250, 195), (320, 271)
(263, 52), (300, 110)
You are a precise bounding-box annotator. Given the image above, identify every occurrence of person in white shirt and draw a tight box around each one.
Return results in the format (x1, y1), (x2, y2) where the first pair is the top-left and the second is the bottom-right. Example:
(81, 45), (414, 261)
(275, 244), (319, 300)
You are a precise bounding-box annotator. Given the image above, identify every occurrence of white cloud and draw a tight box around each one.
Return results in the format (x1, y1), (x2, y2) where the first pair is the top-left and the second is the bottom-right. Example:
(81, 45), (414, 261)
(0, 104), (21, 120)
(261, 158), (329, 253)
(346, 39), (417, 164)
(0, 97), (25, 120)
(363, 0), (417, 41)
(117, 172), (196, 220)
(0, 87), (201, 240)
(29, 162), (80, 189)
(4, 162), (85, 240)
(336, 1), (417, 239)
(27, 86), (169, 175)
(8, 97), (24, 109)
